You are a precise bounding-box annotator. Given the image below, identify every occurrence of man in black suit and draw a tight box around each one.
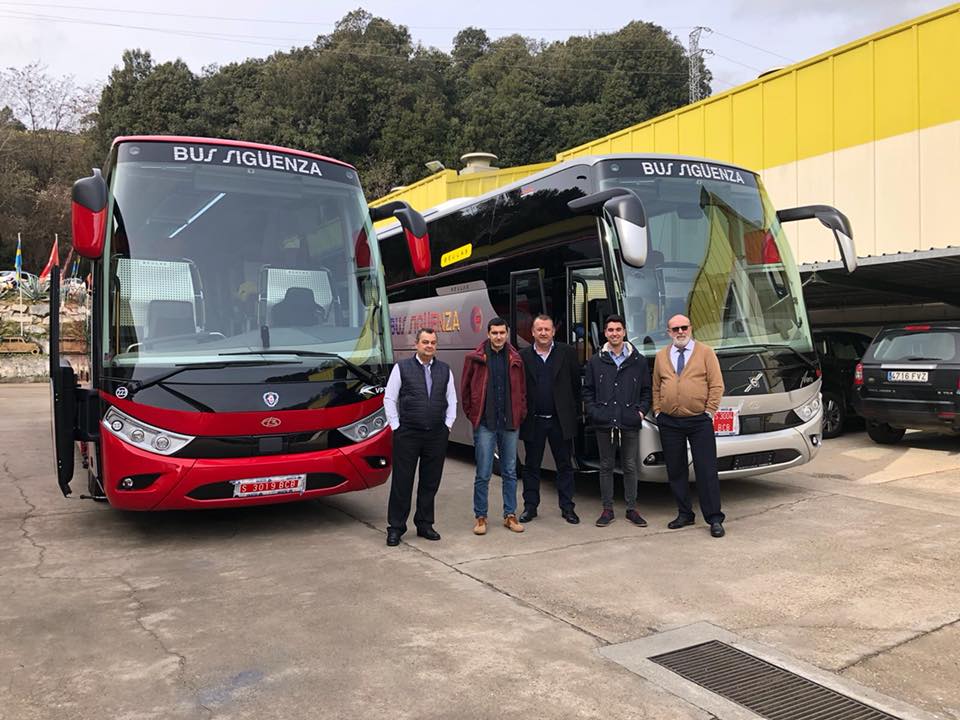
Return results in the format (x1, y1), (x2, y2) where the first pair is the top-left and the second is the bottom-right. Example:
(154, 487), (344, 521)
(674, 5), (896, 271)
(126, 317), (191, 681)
(518, 314), (581, 524)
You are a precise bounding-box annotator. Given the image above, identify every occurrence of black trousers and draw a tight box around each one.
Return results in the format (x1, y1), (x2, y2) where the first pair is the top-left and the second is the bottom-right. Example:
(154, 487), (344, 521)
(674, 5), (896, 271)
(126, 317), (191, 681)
(658, 413), (725, 524)
(522, 416), (575, 512)
(387, 426), (449, 534)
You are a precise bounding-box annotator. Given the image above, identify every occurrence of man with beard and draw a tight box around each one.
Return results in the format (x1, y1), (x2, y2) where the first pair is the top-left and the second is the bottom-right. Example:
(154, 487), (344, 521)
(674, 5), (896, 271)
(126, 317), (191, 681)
(652, 314), (726, 537)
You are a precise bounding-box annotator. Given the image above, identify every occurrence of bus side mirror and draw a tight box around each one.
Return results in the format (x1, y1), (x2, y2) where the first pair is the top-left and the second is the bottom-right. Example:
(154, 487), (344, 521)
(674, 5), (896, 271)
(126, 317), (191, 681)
(777, 205), (856, 273)
(569, 188), (648, 268)
(370, 201), (431, 276)
(72, 169), (108, 259)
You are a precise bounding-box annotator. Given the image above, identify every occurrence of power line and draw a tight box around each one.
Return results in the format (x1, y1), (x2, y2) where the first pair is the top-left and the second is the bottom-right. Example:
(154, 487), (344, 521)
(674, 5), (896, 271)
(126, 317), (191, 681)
(709, 29), (796, 64)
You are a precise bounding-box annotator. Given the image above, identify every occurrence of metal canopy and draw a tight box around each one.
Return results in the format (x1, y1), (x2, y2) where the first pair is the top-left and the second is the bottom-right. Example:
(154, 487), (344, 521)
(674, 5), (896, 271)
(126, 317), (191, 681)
(799, 246), (960, 311)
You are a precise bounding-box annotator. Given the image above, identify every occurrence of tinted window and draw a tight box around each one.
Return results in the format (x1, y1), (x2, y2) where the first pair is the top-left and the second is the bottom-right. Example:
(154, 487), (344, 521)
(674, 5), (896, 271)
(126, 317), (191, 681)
(869, 330), (959, 362)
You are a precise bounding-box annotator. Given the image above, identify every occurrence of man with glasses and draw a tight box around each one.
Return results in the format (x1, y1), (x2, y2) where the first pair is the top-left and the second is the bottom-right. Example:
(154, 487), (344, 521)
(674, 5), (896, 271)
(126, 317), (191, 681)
(652, 315), (726, 538)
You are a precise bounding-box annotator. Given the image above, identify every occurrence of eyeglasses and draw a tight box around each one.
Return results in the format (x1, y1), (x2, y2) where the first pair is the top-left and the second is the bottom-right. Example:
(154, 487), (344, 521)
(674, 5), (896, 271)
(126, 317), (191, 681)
(669, 325), (689, 332)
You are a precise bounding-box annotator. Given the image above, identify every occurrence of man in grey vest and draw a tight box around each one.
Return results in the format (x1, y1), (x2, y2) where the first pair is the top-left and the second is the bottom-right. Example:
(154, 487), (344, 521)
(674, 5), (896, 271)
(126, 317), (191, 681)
(384, 328), (457, 546)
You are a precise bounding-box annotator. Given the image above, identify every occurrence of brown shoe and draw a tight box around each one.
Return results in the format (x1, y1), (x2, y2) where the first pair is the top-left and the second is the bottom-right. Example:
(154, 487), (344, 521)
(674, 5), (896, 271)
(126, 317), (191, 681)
(503, 514), (525, 533)
(473, 517), (487, 535)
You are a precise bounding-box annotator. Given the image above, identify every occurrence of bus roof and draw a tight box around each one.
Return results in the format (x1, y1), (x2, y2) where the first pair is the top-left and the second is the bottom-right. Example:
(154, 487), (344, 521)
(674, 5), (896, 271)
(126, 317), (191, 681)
(376, 153), (758, 236)
(112, 135), (357, 170)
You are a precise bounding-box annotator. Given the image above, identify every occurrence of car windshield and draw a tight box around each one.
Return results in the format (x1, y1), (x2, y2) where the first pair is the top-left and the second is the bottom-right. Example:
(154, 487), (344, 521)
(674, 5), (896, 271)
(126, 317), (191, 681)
(869, 329), (959, 363)
(596, 158), (813, 361)
(101, 141), (390, 380)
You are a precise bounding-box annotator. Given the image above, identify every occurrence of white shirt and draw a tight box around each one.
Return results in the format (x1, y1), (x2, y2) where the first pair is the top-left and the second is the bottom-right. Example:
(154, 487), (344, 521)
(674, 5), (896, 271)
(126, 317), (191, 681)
(534, 341), (554, 362)
(670, 340), (696, 373)
(383, 355), (457, 431)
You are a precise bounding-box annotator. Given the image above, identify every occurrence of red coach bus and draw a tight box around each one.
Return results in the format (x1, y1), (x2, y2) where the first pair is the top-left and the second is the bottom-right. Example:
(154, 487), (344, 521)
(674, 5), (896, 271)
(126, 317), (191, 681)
(50, 136), (429, 510)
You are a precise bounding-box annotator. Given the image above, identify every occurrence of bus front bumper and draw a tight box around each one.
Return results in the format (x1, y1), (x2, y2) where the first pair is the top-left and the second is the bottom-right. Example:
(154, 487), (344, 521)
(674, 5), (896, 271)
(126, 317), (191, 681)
(638, 410), (823, 482)
(98, 427), (393, 510)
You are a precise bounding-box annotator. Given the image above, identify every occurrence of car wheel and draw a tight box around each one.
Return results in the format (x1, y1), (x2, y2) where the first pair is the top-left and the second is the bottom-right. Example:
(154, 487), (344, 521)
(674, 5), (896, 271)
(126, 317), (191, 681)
(821, 392), (845, 439)
(866, 422), (906, 445)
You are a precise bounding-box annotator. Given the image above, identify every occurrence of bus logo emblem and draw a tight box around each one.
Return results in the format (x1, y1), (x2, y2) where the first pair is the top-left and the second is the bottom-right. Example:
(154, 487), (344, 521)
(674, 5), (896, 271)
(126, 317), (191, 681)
(261, 417), (281, 428)
(744, 373), (763, 393)
(115, 386), (129, 399)
(263, 392), (279, 407)
(471, 306), (483, 332)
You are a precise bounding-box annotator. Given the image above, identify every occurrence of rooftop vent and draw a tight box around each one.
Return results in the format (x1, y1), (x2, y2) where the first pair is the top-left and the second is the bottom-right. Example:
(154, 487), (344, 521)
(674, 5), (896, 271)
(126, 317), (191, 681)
(459, 152), (498, 175)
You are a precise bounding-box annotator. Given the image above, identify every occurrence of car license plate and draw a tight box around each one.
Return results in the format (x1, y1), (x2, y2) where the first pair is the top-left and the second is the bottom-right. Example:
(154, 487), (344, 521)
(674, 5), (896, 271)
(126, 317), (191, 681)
(887, 371), (928, 383)
(713, 407), (739, 436)
(232, 474), (306, 498)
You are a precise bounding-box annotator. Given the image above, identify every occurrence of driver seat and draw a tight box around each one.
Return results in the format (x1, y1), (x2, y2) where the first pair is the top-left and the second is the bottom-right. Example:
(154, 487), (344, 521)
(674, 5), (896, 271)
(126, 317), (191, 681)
(146, 299), (197, 339)
(271, 287), (322, 327)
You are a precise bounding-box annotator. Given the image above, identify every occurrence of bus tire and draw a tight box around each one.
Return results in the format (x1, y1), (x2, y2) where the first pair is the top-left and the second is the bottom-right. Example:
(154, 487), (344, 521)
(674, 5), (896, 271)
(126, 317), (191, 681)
(866, 422), (905, 445)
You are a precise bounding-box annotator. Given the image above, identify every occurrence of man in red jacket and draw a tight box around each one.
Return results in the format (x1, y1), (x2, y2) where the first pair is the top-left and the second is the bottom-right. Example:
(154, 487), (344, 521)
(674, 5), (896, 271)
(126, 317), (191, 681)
(460, 317), (527, 535)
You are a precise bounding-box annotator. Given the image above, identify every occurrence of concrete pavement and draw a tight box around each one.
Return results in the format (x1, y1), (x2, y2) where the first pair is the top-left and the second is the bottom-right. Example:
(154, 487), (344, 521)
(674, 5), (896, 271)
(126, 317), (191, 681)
(2, 384), (958, 719)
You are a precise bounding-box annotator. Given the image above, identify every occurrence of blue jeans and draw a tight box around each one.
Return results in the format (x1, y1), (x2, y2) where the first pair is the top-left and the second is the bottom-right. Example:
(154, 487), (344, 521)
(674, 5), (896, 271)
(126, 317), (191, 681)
(473, 424), (518, 518)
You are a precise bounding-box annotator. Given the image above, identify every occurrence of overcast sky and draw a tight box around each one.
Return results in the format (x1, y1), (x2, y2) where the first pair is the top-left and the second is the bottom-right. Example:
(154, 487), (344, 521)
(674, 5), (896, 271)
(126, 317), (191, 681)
(0, 0), (950, 94)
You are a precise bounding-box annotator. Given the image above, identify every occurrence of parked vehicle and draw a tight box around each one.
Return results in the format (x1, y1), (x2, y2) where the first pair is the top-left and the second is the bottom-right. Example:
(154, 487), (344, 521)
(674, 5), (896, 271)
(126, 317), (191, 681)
(853, 323), (960, 444)
(813, 330), (872, 438)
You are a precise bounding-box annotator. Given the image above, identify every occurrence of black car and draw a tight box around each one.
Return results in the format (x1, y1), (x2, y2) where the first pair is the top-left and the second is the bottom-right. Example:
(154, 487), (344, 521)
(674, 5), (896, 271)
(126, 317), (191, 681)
(813, 330), (872, 438)
(853, 323), (960, 444)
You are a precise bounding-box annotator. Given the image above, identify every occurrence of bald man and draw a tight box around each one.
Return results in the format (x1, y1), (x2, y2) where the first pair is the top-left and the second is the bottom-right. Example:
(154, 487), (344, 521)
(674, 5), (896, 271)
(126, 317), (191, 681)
(652, 315), (726, 538)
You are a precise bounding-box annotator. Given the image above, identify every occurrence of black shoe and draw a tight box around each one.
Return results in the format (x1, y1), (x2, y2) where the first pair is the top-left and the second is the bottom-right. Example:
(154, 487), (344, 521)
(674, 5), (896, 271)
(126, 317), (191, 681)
(710, 522), (725, 538)
(416, 526), (441, 541)
(595, 509), (615, 527)
(625, 509), (648, 527)
(386, 529), (402, 546)
(667, 515), (695, 529)
(561, 509), (580, 525)
(519, 508), (538, 523)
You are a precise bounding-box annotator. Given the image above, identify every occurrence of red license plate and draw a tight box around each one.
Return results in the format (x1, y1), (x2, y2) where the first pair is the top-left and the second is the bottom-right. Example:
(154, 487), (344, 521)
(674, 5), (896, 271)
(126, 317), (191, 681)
(233, 474), (306, 498)
(713, 408), (739, 436)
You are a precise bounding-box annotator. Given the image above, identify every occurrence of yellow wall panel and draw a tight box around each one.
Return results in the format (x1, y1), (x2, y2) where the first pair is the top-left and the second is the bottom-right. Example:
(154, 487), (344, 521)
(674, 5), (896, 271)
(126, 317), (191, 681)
(653, 116), (679, 153)
(610, 132), (632, 154)
(875, 29), (919, 138)
(631, 126), (655, 152)
(918, 120), (960, 251)
(731, 86), (763, 169)
(795, 153), (839, 262)
(834, 43), (875, 149)
(677, 107), (705, 157)
(918, 12), (960, 128)
(760, 165), (799, 257)
(796, 60), (833, 158)
(703, 97), (733, 161)
(833, 144), (876, 259)
(874, 131), (921, 253)
(762, 74), (797, 168)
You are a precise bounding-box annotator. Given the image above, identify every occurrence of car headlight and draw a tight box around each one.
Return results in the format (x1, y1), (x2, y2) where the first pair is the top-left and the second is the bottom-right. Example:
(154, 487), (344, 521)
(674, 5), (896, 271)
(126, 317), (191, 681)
(795, 394), (823, 422)
(103, 406), (195, 456)
(337, 407), (388, 443)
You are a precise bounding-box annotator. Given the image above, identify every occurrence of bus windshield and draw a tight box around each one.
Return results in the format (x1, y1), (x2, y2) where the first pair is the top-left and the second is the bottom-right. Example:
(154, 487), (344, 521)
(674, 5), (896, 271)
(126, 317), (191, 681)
(103, 141), (390, 380)
(596, 158), (813, 361)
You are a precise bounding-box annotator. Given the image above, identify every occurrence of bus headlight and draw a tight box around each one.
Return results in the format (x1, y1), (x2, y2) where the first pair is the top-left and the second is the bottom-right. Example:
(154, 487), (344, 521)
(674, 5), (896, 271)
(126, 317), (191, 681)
(103, 406), (194, 456)
(795, 395), (823, 423)
(338, 407), (388, 443)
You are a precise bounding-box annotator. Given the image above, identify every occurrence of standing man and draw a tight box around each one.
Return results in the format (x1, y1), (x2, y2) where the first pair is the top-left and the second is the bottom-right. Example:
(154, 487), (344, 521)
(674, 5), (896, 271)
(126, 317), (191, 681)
(652, 314), (726, 538)
(384, 328), (457, 547)
(461, 317), (527, 535)
(583, 315), (652, 528)
(519, 314), (581, 525)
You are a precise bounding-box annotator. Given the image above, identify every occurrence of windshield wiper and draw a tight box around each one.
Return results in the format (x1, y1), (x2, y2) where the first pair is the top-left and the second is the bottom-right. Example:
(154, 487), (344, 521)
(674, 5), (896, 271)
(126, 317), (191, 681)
(218, 350), (383, 385)
(903, 356), (942, 362)
(718, 343), (818, 372)
(124, 359), (300, 399)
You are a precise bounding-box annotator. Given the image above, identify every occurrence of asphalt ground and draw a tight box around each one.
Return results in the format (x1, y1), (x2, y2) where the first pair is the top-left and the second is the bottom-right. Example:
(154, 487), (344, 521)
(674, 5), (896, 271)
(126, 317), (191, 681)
(2, 383), (958, 720)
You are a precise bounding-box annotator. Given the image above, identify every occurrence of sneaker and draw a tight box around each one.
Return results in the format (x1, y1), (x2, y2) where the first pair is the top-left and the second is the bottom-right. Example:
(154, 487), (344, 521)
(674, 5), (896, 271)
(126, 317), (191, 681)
(625, 509), (648, 527)
(503, 514), (525, 533)
(473, 517), (487, 535)
(595, 509), (615, 527)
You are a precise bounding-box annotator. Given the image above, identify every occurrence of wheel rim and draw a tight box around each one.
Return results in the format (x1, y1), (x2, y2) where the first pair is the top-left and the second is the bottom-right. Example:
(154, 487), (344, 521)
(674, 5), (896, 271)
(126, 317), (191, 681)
(823, 399), (841, 435)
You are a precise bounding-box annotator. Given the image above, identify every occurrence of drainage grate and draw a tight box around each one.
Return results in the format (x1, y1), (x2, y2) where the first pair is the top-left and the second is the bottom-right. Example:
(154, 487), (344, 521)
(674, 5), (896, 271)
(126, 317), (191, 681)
(650, 641), (902, 720)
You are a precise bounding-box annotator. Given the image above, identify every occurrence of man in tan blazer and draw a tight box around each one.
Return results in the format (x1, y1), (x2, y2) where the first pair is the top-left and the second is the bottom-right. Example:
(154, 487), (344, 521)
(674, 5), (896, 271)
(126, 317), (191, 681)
(652, 314), (726, 537)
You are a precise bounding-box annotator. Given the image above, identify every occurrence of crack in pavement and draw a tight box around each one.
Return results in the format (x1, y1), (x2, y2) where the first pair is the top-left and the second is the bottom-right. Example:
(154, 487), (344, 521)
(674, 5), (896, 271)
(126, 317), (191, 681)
(117, 575), (213, 718)
(838, 616), (960, 671)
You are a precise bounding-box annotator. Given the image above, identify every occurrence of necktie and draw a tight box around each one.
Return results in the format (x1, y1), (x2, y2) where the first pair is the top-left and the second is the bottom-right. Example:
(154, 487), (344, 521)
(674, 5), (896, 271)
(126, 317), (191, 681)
(676, 347), (686, 375)
(424, 362), (432, 396)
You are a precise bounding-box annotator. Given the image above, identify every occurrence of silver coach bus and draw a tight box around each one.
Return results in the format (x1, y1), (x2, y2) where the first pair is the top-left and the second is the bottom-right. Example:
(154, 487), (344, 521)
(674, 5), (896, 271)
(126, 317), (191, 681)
(378, 154), (856, 481)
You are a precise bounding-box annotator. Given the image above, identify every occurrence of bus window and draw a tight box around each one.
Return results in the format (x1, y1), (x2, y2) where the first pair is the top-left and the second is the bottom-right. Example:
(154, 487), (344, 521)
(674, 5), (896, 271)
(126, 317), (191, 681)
(509, 270), (547, 347)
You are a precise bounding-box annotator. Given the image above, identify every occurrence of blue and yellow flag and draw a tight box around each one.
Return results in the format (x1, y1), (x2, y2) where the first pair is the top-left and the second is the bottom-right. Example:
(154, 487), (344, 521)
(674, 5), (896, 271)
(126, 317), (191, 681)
(14, 235), (22, 283)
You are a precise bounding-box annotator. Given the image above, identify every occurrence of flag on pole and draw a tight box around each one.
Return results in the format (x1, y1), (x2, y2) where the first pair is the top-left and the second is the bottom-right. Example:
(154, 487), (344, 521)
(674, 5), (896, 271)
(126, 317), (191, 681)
(15, 233), (22, 283)
(39, 235), (59, 281)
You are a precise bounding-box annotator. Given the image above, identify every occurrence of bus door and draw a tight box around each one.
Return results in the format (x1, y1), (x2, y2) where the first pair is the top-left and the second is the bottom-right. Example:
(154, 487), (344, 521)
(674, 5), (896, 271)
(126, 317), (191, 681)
(509, 270), (547, 348)
(566, 263), (610, 466)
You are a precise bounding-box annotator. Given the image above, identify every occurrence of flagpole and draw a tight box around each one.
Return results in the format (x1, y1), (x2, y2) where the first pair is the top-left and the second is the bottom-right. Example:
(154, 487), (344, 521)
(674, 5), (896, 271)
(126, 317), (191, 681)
(17, 232), (23, 338)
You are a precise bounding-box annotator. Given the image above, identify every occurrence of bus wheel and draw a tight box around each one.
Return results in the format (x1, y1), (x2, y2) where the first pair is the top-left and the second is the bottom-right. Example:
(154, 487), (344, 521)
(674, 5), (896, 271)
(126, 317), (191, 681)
(866, 422), (905, 445)
(821, 392), (845, 439)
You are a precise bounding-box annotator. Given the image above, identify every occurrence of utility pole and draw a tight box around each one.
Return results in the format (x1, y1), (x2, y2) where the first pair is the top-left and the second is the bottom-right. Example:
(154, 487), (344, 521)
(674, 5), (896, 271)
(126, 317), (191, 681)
(688, 27), (713, 104)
